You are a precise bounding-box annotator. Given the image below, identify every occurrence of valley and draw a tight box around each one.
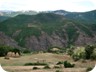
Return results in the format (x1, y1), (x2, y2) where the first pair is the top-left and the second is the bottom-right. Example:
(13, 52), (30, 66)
(0, 10), (96, 50)
(0, 10), (96, 72)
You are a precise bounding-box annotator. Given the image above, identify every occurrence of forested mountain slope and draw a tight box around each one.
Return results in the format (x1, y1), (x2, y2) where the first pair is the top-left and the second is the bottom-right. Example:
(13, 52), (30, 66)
(0, 11), (96, 51)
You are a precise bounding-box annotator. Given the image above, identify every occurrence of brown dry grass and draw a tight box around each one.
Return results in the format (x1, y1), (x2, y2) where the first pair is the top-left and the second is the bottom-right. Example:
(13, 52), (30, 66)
(3, 66), (86, 72)
(0, 53), (96, 72)
(0, 53), (72, 66)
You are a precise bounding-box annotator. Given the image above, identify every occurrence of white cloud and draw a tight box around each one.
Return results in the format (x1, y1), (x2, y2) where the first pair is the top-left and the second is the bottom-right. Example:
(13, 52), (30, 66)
(0, 0), (96, 12)
(89, 0), (96, 6)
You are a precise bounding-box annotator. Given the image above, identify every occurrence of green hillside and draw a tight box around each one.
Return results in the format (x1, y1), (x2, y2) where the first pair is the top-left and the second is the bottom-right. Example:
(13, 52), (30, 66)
(0, 11), (37, 17)
(0, 13), (95, 50)
(53, 10), (96, 24)
(0, 16), (9, 22)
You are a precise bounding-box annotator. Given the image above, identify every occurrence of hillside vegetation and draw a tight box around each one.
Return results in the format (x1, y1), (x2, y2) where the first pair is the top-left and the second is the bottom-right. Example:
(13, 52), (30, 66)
(0, 16), (9, 22)
(0, 11), (96, 50)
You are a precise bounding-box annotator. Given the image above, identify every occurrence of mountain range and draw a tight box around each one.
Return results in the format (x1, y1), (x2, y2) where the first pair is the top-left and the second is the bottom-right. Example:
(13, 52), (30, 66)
(0, 10), (96, 51)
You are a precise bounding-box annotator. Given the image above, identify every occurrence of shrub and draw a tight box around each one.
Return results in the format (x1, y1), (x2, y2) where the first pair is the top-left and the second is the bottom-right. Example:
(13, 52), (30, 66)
(85, 45), (95, 59)
(86, 67), (93, 72)
(23, 49), (31, 54)
(72, 54), (80, 61)
(4, 56), (10, 60)
(24, 63), (33, 66)
(55, 70), (62, 72)
(67, 49), (73, 56)
(67, 46), (75, 56)
(56, 61), (63, 65)
(43, 65), (50, 69)
(72, 47), (86, 61)
(90, 48), (96, 60)
(54, 65), (61, 68)
(64, 61), (75, 68)
(24, 62), (48, 66)
(33, 67), (39, 70)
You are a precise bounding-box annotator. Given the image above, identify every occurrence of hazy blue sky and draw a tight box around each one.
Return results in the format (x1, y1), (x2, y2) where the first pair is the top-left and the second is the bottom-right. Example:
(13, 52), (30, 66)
(0, 0), (96, 12)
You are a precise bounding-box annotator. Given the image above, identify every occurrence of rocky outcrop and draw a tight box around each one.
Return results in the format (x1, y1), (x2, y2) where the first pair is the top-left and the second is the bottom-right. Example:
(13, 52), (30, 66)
(74, 32), (96, 46)
(25, 30), (96, 51)
(25, 31), (67, 51)
(0, 32), (19, 48)
(0, 30), (96, 51)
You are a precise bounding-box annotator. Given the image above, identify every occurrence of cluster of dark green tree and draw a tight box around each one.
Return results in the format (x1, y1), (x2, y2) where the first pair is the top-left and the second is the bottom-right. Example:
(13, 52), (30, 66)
(0, 45), (21, 57)
(56, 61), (75, 68)
(67, 45), (96, 61)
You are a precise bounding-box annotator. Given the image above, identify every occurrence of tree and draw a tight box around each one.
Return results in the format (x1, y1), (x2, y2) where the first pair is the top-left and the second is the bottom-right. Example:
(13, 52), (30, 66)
(91, 48), (96, 60)
(64, 61), (75, 68)
(12, 48), (21, 55)
(0, 45), (21, 57)
(0, 45), (13, 57)
(85, 45), (95, 59)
